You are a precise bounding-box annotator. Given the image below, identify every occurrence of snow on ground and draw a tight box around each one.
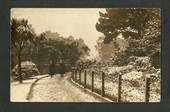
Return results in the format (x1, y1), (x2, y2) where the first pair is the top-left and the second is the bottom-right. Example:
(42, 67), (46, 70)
(10, 74), (48, 102)
(11, 79), (36, 102)
(122, 71), (143, 80)
(78, 66), (160, 102)
(107, 65), (134, 75)
(29, 73), (106, 102)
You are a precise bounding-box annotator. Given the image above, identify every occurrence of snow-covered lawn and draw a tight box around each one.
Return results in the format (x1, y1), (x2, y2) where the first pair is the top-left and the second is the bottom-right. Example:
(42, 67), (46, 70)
(10, 74), (48, 102)
(75, 66), (160, 102)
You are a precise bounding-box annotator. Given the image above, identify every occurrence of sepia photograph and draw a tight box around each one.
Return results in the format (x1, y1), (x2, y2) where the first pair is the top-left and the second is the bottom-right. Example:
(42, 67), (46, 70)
(10, 8), (160, 102)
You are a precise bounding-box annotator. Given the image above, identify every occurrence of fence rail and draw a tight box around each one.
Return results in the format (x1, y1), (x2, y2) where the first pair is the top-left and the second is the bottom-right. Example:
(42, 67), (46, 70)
(71, 68), (152, 102)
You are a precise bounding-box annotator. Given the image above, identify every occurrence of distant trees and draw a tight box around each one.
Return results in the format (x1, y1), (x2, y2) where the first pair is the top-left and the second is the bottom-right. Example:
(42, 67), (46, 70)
(11, 18), (90, 80)
(31, 32), (47, 73)
(11, 18), (35, 83)
(96, 8), (160, 67)
(95, 36), (116, 61)
(30, 31), (90, 73)
(43, 33), (90, 68)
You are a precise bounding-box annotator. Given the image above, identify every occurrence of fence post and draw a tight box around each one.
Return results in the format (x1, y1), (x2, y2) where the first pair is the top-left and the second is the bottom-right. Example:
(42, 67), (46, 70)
(84, 70), (87, 88)
(145, 76), (151, 102)
(117, 73), (122, 102)
(91, 71), (94, 92)
(79, 70), (81, 84)
(101, 72), (105, 97)
(75, 69), (77, 82)
(72, 68), (74, 81)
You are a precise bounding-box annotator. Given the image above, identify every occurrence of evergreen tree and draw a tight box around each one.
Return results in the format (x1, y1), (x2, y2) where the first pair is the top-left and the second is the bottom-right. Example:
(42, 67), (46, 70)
(96, 8), (160, 67)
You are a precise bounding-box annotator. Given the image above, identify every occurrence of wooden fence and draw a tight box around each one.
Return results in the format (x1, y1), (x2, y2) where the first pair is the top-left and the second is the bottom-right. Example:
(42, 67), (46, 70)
(71, 68), (152, 102)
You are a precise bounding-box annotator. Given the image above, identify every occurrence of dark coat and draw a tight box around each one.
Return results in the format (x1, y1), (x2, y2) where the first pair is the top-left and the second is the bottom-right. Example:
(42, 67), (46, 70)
(49, 63), (55, 75)
(59, 62), (65, 74)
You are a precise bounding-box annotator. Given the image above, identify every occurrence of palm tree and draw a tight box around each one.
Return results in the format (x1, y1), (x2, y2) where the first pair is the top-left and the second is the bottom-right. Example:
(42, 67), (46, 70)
(11, 18), (35, 83)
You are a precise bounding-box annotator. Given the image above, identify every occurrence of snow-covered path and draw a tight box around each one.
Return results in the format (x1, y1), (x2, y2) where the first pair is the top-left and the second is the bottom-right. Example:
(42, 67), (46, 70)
(11, 75), (48, 102)
(11, 78), (37, 102)
(29, 73), (106, 102)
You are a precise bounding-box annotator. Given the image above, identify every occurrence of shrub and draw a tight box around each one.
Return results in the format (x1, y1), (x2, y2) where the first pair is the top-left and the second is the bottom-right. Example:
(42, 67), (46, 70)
(12, 61), (40, 80)
(150, 51), (160, 69)
(128, 56), (153, 73)
(112, 50), (130, 66)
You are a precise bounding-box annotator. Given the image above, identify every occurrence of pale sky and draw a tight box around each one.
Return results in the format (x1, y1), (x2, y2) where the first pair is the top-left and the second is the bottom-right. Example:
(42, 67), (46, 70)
(11, 8), (106, 58)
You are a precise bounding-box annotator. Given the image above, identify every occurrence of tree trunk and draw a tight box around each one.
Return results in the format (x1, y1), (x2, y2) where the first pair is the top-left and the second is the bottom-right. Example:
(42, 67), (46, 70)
(37, 47), (41, 74)
(18, 49), (23, 83)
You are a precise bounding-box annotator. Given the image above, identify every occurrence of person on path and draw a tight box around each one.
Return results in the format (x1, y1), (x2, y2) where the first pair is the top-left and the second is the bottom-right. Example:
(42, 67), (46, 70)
(59, 61), (65, 78)
(49, 60), (55, 78)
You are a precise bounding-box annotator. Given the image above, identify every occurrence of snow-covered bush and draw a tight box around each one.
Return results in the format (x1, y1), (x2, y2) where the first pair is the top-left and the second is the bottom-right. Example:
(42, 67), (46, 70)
(122, 71), (143, 80)
(107, 65), (134, 75)
(12, 61), (40, 80)
(127, 56), (138, 65)
(131, 57), (152, 72)
(112, 50), (129, 66)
